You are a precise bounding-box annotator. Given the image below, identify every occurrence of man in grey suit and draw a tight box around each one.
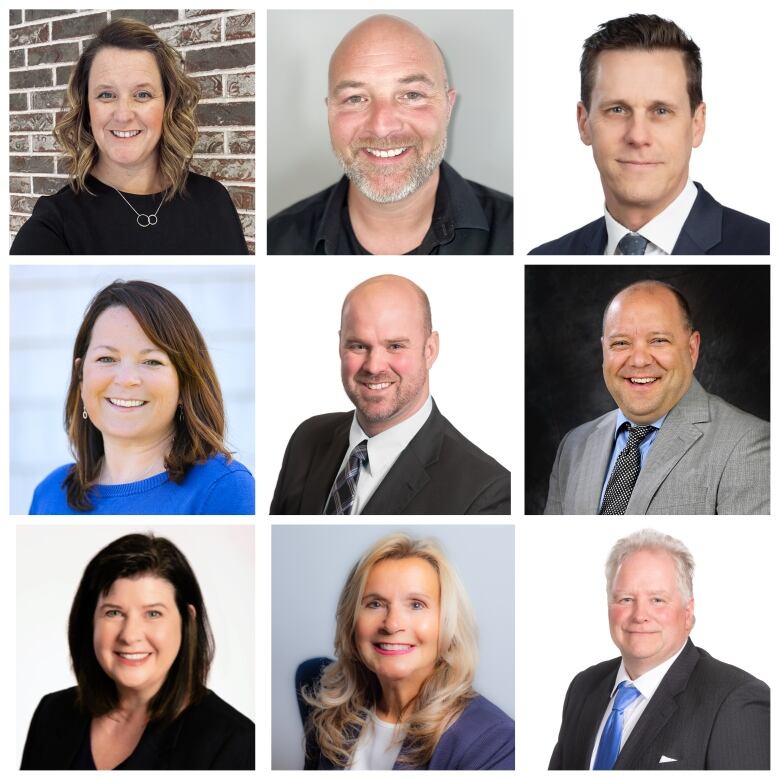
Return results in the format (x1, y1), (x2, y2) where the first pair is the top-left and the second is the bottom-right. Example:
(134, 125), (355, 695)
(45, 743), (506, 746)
(545, 280), (769, 514)
(550, 529), (770, 770)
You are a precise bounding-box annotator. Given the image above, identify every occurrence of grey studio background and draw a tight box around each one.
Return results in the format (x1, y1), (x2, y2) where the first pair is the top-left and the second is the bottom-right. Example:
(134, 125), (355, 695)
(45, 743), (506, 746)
(267, 9), (513, 217)
(272, 524), (515, 770)
(9, 265), (255, 514)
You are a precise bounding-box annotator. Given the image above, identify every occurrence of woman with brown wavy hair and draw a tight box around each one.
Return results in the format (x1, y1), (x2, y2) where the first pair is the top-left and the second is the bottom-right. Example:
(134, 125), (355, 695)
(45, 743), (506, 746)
(10, 18), (247, 255)
(29, 280), (254, 514)
(299, 534), (514, 769)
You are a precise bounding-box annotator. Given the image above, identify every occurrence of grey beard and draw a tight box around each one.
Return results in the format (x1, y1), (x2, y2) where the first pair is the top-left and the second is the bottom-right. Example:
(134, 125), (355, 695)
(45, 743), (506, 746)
(335, 136), (447, 204)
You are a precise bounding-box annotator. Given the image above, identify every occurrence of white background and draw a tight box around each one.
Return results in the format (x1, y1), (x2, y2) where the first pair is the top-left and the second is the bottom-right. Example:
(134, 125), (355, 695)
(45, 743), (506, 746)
(15, 523), (255, 765)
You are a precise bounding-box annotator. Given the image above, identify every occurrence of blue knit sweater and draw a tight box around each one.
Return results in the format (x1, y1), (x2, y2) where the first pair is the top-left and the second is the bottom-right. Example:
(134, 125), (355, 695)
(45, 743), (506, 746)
(29, 455), (255, 515)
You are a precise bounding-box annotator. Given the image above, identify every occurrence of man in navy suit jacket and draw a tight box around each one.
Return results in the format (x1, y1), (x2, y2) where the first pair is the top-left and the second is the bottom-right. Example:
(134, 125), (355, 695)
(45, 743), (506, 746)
(550, 530), (769, 770)
(530, 14), (769, 256)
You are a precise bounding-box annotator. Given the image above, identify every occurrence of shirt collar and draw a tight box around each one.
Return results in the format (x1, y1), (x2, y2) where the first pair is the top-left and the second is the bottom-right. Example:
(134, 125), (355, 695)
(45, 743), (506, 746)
(611, 640), (688, 701)
(613, 410), (668, 439)
(604, 179), (698, 255)
(348, 395), (433, 475)
(315, 161), (489, 254)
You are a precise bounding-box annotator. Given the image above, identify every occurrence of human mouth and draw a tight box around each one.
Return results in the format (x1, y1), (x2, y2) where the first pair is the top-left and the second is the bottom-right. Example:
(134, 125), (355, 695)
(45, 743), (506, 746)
(108, 398), (147, 407)
(115, 651), (152, 665)
(110, 130), (142, 138)
(364, 147), (407, 158)
(366, 382), (391, 390)
(626, 377), (658, 385)
(373, 643), (414, 655)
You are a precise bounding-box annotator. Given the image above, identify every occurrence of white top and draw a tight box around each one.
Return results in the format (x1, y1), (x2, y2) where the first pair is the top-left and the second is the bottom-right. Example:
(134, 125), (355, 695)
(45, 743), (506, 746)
(589, 642), (688, 768)
(334, 395), (433, 515)
(349, 712), (405, 770)
(604, 179), (698, 255)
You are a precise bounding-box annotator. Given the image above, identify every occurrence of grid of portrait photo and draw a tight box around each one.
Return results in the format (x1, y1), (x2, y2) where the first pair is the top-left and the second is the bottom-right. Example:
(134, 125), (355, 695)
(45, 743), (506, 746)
(6, 0), (778, 775)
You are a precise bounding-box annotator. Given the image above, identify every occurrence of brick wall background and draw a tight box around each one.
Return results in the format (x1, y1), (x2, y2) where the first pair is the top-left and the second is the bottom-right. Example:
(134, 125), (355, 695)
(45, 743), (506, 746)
(9, 9), (256, 252)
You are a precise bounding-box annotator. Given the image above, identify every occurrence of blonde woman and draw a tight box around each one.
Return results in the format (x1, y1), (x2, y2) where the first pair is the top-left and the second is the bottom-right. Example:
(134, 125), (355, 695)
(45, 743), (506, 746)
(298, 534), (514, 770)
(11, 19), (247, 255)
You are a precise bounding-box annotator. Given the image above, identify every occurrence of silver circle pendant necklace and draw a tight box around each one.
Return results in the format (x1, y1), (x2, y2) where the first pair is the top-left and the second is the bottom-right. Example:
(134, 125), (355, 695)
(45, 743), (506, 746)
(112, 186), (164, 228)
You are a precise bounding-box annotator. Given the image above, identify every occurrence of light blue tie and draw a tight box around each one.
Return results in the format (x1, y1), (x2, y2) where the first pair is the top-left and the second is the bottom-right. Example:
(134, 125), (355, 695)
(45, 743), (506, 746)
(593, 681), (642, 770)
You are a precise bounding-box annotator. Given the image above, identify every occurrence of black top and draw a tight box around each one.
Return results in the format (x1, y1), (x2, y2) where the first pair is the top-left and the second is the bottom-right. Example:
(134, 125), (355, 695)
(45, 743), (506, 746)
(268, 161), (513, 255)
(11, 172), (248, 255)
(21, 687), (255, 770)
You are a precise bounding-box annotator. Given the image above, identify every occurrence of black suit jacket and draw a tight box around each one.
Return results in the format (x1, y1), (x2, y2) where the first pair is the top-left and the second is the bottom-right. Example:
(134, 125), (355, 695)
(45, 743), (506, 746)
(549, 640), (769, 770)
(270, 400), (510, 514)
(530, 183), (769, 255)
(20, 687), (255, 770)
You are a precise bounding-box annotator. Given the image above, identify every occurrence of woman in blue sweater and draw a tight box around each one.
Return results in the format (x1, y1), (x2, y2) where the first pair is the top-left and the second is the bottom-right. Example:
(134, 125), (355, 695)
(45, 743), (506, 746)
(29, 280), (254, 514)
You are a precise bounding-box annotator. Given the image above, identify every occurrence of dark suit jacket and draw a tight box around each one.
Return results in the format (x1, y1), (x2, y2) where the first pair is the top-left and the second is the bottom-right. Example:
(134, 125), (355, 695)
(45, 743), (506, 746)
(549, 640), (769, 770)
(20, 687), (255, 770)
(530, 183), (769, 255)
(297, 658), (514, 770)
(270, 400), (510, 514)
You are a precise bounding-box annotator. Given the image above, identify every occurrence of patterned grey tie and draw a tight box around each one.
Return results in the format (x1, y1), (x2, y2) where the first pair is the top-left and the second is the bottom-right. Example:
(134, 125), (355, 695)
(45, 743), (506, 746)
(599, 424), (656, 515)
(323, 440), (368, 515)
(617, 232), (649, 255)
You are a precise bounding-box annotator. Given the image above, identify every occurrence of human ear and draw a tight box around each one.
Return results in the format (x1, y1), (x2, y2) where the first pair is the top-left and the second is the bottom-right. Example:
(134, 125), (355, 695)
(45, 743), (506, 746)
(577, 102), (592, 146)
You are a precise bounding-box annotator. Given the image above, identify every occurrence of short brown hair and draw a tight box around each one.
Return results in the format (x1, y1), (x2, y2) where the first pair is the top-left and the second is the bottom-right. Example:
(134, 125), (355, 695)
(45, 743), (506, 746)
(54, 18), (200, 201)
(64, 280), (230, 511)
(580, 14), (702, 114)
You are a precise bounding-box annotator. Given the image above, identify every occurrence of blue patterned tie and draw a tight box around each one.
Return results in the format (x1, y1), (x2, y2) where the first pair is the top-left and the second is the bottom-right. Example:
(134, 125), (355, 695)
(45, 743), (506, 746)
(617, 232), (648, 255)
(593, 681), (642, 769)
(323, 440), (368, 515)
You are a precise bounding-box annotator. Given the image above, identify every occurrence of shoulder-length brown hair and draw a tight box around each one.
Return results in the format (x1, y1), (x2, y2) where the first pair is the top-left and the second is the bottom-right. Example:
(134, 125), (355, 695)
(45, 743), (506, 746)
(54, 18), (200, 200)
(69, 533), (214, 726)
(63, 280), (230, 511)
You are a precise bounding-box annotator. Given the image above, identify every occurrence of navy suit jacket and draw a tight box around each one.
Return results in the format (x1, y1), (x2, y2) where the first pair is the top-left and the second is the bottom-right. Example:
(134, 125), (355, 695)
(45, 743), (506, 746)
(270, 400), (510, 515)
(549, 640), (769, 770)
(296, 659), (514, 770)
(530, 183), (769, 255)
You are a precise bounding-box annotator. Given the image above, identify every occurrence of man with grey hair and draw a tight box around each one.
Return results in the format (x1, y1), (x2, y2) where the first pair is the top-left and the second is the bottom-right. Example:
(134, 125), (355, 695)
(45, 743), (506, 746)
(544, 279), (769, 514)
(267, 14), (512, 255)
(550, 529), (769, 770)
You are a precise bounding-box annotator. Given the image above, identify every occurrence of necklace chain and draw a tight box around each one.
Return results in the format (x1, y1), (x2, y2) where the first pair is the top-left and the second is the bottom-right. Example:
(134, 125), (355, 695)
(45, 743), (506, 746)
(112, 187), (165, 228)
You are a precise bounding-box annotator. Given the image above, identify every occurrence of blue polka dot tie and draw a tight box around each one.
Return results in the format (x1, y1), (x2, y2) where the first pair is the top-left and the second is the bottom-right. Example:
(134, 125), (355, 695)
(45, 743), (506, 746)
(599, 423), (656, 515)
(593, 681), (643, 769)
(617, 232), (649, 255)
(323, 440), (368, 515)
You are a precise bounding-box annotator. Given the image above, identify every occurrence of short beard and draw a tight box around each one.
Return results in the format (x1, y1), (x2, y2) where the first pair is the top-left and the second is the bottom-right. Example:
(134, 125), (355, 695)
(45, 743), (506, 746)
(334, 136), (447, 204)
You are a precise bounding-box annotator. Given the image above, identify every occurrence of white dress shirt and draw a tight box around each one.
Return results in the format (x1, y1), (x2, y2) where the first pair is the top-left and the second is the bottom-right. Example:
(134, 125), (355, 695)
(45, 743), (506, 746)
(333, 395), (433, 515)
(589, 642), (688, 769)
(604, 179), (698, 255)
(349, 712), (404, 770)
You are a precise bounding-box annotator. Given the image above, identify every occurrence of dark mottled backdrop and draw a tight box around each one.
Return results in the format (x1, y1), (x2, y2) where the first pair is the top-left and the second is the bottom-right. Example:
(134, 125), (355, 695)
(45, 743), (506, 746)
(525, 265), (770, 514)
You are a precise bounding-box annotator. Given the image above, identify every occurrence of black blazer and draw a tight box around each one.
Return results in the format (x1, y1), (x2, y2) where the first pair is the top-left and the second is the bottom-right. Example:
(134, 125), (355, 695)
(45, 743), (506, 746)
(20, 687), (255, 770)
(270, 400), (510, 514)
(529, 183), (769, 255)
(549, 640), (770, 770)
(296, 658), (514, 770)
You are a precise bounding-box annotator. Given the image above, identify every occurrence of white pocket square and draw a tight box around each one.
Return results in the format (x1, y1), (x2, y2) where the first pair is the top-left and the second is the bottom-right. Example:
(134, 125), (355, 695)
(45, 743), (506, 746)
(659, 755), (678, 763)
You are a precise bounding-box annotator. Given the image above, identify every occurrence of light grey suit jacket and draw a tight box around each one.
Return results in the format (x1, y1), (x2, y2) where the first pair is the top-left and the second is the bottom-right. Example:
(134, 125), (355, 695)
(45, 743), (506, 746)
(544, 379), (769, 515)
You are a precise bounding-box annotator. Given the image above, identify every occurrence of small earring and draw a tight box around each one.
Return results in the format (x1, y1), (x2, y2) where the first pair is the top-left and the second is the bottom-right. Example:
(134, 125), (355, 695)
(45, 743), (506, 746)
(177, 404), (184, 423)
(82, 406), (88, 421)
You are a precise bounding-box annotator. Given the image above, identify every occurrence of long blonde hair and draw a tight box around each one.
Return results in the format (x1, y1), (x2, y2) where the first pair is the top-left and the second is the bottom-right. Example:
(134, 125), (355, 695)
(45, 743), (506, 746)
(304, 534), (478, 768)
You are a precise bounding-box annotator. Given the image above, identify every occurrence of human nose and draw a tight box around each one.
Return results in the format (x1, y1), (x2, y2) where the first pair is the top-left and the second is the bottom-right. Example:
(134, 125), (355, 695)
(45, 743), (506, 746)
(112, 96), (135, 123)
(113, 360), (142, 386)
(624, 113), (652, 146)
(364, 98), (404, 139)
(118, 613), (143, 644)
(362, 348), (387, 376)
(380, 603), (403, 633)
(629, 599), (649, 623)
(628, 343), (653, 368)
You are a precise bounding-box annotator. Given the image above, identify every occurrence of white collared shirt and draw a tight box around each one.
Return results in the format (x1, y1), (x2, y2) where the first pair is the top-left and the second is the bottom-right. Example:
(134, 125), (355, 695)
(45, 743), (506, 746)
(589, 642), (688, 769)
(604, 179), (698, 255)
(331, 395), (433, 515)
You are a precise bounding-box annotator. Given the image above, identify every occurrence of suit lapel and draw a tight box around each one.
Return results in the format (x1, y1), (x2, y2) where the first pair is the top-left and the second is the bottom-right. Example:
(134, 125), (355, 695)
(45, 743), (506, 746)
(577, 665), (618, 768)
(301, 416), (351, 513)
(567, 412), (615, 513)
(614, 640), (699, 770)
(672, 183), (722, 254)
(626, 379), (709, 514)
(362, 403), (443, 515)
(585, 218), (608, 254)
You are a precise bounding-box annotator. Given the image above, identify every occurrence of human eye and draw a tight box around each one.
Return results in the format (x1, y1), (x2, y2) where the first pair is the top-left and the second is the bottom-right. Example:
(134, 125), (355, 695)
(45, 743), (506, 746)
(618, 597), (633, 604)
(364, 599), (383, 609)
(654, 106), (671, 116)
(650, 337), (670, 344)
(402, 91), (425, 102)
(388, 343), (405, 351)
(136, 90), (154, 100)
(104, 608), (123, 617)
(344, 94), (366, 105)
(143, 358), (163, 366)
(607, 105), (626, 115)
(97, 90), (115, 100)
(146, 609), (162, 618)
(96, 355), (116, 363)
(410, 600), (426, 610)
(610, 340), (629, 349)
(348, 342), (366, 351)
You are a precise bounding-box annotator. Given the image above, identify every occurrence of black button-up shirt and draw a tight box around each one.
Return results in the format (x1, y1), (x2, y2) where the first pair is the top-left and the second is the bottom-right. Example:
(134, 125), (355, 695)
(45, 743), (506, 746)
(268, 161), (513, 255)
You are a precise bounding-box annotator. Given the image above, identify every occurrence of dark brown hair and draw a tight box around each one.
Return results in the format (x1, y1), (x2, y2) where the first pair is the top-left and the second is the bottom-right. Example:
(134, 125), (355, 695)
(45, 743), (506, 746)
(54, 18), (200, 200)
(68, 533), (214, 726)
(63, 280), (230, 511)
(580, 14), (702, 114)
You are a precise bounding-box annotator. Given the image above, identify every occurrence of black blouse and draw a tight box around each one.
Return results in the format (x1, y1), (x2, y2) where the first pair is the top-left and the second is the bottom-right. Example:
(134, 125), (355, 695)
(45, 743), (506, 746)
(11, 172), (248, 255)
